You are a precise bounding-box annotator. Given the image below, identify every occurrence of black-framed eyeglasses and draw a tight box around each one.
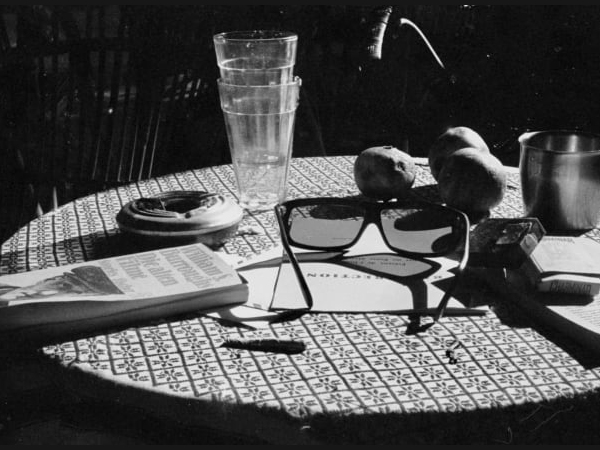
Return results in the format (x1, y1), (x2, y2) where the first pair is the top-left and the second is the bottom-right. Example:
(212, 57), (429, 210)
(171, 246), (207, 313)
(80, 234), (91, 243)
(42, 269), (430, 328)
(275, 197), (470, 323)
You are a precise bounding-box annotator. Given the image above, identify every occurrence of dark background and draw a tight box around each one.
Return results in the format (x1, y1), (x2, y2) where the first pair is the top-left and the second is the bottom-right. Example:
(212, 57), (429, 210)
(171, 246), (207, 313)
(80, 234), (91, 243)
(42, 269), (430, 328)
(5, 5), (598, 168)
(169, 4), (600, 168)
(2, 4), (600, 239)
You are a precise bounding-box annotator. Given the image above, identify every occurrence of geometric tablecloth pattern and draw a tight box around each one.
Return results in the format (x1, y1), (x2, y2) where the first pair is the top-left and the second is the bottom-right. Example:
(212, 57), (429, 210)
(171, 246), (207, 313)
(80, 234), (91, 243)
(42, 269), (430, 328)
(3, 156), (600, 443)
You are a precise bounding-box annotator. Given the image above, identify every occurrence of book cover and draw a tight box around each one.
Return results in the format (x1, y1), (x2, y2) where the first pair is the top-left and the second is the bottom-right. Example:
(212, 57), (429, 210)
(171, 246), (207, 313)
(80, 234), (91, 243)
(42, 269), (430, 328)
(0, 243), (248, 345)
(520, 236), (600, 295)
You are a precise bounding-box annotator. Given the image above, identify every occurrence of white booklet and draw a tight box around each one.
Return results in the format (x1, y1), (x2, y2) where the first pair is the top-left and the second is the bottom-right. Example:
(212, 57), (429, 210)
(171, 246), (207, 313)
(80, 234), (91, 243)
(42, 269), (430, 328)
(214, 225), (487, 321)
(208, 246), (290, 328)
(270, 225), (485, 315)
(271, 251), (474, 314)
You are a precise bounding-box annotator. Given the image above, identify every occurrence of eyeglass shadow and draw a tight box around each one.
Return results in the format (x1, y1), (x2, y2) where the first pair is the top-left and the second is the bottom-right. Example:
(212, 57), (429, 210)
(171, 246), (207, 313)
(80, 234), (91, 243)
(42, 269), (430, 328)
(274, 248), (465, 317)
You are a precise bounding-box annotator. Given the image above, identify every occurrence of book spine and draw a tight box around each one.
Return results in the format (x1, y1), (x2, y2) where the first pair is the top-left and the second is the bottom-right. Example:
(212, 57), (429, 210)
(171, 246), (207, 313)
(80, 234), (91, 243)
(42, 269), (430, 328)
(520, 253), (542, 285)
(537, 278), (600, 296)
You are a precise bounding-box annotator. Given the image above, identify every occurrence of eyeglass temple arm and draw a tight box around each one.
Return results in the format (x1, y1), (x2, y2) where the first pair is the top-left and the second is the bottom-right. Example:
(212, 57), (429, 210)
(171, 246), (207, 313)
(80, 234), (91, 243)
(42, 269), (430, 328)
(275, 205), (314, 310)
(433, 222), (470, 322)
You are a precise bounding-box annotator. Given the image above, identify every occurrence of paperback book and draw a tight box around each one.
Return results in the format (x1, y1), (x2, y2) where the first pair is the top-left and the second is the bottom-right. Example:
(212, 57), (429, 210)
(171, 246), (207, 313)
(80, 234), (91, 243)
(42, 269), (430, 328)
(0, 243), (249, 345)
(520, 236), (600, 295)
(472, 236), (600, 357)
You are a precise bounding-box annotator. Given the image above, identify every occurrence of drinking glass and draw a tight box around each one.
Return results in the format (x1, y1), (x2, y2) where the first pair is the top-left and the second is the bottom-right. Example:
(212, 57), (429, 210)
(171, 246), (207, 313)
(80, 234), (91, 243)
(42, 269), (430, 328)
(217, 77), (301, 211)
(213, 30), (297, 85)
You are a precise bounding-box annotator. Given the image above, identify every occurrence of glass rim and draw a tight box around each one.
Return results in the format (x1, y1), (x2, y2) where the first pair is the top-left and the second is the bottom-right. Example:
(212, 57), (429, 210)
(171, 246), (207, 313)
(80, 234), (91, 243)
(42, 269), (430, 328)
(217, 76), (302, 89)
(213, 30), (298, 42)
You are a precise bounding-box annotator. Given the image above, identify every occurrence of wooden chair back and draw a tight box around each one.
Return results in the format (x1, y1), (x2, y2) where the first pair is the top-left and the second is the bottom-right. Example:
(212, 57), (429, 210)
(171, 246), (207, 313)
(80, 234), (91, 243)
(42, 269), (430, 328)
(0, 6), (221, 242)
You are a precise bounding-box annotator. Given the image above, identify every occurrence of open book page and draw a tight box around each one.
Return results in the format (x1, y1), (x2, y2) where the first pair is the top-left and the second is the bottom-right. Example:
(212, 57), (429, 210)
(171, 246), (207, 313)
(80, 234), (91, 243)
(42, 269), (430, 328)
(270, 224), (486, 315)
(532, 237), (600, 340)
(0, 243), (242, 306)
(492, 269), (600, 354)
(546, 298), (600, 335)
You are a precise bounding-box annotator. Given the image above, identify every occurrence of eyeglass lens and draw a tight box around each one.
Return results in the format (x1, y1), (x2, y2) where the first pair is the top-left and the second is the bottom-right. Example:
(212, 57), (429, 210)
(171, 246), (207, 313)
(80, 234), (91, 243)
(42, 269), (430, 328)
(287, 203), (460, 254)
(381, 208), (460, 254)
(288, 204), (365, 247)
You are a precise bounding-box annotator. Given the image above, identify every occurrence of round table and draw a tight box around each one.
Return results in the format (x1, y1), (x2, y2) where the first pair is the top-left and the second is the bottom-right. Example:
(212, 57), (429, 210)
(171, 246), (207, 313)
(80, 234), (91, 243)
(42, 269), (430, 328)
(3, 156), (600, 444)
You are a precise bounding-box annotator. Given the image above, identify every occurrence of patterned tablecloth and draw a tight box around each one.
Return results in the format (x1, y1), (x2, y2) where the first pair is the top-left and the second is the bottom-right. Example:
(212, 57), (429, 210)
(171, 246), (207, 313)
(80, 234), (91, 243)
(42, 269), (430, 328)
(3, 156), (600, 444)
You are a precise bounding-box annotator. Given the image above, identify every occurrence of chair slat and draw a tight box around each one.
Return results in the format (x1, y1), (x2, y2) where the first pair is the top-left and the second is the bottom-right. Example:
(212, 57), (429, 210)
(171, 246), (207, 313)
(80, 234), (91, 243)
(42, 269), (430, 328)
(1, 5), (215, 238)
(90, 47), (106, 181)
(116, 64), (134, 183)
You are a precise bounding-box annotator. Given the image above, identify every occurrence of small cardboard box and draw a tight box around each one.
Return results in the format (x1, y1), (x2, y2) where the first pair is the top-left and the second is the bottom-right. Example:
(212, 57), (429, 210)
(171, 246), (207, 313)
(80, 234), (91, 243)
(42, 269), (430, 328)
(468, 218), (546, 268)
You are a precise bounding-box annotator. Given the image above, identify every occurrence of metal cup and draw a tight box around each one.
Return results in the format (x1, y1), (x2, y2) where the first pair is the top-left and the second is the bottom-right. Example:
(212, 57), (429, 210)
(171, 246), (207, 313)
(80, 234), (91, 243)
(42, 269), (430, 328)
(519, 130), (600, 231)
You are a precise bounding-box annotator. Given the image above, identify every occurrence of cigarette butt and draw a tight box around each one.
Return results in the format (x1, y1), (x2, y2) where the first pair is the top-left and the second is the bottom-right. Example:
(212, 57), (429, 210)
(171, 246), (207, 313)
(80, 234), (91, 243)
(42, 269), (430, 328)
(221, 338), (306, 354)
